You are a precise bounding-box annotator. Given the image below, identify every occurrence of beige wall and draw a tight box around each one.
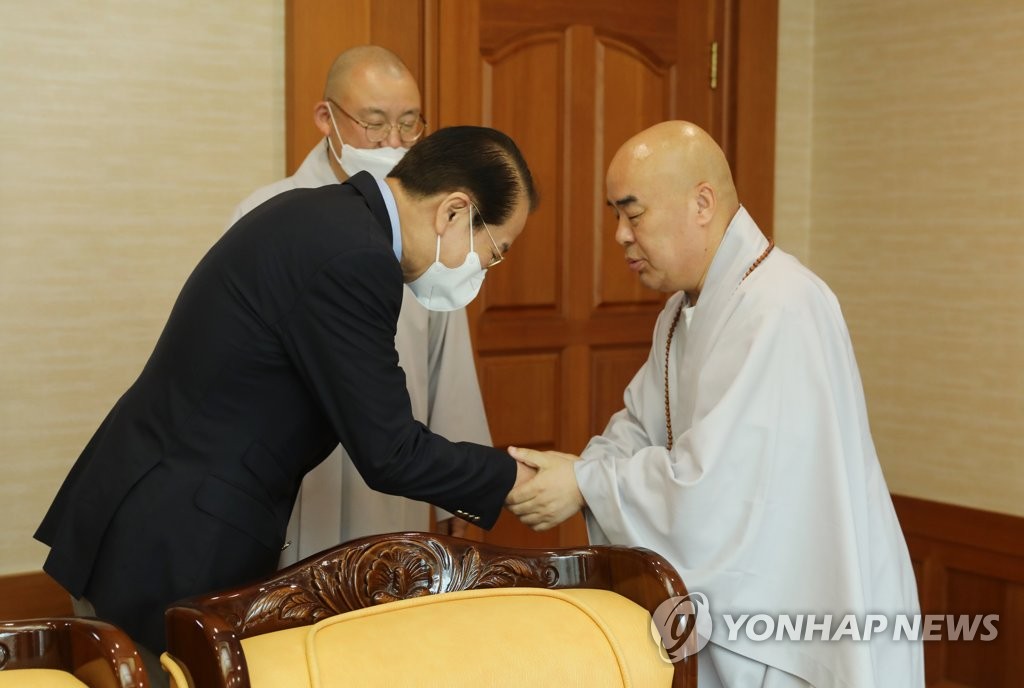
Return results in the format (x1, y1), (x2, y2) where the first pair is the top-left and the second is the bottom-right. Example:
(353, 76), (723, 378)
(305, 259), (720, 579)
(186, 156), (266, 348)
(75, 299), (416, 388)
(775, 0), (1024, 517)
(773, 0), (814, 264)
(0, 1), (285, 575)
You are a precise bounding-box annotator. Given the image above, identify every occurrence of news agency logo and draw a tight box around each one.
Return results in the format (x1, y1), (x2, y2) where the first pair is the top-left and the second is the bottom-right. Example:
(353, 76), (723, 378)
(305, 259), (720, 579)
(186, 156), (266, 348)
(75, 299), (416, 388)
(650, 592), (713, 662)
(650, 593), (1001, 664)
(722, 613), (999, 643)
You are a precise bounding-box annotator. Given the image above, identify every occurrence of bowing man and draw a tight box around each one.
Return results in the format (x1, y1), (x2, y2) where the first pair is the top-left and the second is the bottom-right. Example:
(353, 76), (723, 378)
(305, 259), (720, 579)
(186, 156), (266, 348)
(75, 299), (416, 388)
(36, 125), (537, 660)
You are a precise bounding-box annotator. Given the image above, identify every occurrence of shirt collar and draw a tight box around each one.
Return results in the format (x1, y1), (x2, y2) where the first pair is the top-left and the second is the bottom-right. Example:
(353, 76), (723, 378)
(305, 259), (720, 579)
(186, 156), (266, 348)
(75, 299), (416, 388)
(375, 177), (402, 261)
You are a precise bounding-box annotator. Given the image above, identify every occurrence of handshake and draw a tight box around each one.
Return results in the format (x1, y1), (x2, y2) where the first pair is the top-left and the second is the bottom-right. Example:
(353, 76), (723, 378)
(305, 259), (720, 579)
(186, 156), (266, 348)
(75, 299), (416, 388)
(504, 446), (585, 531)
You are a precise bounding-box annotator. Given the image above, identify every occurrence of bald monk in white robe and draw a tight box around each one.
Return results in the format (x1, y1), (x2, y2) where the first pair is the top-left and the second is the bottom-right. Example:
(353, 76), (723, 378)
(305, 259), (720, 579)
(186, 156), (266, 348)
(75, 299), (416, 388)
(507, 121), (924, 687)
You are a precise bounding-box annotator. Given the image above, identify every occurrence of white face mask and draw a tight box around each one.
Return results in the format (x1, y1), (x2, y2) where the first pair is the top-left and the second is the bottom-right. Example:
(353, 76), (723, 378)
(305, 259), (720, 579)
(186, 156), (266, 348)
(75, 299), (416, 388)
(407, 208), (489, 312)
(326, 106), (406, 179)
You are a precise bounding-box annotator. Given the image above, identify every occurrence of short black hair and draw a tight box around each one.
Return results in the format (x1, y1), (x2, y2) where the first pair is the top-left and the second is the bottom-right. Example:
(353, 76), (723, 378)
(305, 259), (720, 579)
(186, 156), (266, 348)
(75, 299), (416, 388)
(388, 126), (538, 225)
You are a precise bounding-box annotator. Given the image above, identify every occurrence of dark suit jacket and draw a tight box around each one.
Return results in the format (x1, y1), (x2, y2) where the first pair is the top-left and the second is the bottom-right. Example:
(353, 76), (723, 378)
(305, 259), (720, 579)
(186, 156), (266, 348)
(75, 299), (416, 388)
(34, 173), (516, 651)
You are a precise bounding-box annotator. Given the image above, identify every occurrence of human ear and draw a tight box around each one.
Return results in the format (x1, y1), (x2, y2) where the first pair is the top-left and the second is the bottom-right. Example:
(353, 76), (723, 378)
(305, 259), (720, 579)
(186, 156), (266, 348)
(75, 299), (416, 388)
(435, 193), (471, 236)
(694, 183), (716, 223)
(433, 201), (451, 237)
(313, 101), (334, 138)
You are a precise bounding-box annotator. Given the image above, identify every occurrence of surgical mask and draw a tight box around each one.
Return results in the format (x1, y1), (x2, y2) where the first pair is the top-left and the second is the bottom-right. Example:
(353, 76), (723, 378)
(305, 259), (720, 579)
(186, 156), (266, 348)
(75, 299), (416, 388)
(407, 208), (488, 312)
(326, 106), (406, 179)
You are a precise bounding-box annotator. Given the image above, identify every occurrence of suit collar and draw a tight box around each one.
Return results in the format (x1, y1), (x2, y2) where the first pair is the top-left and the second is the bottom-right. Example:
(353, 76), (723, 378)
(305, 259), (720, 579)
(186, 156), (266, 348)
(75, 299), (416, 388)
(343, 171), (394, 247)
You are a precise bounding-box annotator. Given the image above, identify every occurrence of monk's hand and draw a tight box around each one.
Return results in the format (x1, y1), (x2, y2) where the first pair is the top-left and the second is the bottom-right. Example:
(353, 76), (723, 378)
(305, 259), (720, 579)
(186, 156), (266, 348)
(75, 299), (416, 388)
(505, 446), (584, 531)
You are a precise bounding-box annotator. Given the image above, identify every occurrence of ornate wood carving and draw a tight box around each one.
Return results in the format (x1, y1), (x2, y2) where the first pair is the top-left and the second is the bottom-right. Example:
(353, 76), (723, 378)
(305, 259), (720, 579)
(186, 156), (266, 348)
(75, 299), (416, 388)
(240, 536), (559, 631)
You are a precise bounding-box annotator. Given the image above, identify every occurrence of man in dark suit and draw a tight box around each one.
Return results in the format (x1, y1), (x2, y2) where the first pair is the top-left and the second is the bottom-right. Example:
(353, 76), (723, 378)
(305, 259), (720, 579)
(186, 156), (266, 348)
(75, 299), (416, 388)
(35, 126), (537, 660)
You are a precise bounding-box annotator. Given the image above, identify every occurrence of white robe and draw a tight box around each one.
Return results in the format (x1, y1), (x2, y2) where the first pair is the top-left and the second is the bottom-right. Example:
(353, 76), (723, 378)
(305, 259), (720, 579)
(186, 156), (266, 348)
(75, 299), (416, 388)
(575, 208), (924, 687)
(230, 143), (493, 564)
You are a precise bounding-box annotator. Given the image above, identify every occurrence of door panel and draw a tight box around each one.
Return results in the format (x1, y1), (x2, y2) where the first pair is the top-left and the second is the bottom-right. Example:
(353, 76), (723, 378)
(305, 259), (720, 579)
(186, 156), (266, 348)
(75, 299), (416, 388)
(480, 352), (560, 449)
(481, 37), (563, 311)
(591, 346), (651, 435)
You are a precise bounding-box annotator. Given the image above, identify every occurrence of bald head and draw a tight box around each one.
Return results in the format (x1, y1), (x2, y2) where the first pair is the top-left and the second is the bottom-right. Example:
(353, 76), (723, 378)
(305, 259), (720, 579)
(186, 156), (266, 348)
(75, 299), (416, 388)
(605, 121), (740, 296)
(608, 121), (738, 226)
(324, 45), (415, 100)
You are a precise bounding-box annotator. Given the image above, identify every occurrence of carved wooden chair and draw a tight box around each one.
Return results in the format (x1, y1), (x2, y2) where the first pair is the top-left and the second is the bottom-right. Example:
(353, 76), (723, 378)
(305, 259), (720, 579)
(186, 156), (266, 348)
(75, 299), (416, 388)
(0, 617), (149, 687)
(163, 532), (697, 687)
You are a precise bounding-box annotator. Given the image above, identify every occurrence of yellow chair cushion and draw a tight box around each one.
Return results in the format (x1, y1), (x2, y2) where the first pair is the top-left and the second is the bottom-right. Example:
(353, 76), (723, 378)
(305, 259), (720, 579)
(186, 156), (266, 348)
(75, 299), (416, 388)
(241, 624), (314, 687)
(233, 587), (672, 687)
(0, 669), (88, 686)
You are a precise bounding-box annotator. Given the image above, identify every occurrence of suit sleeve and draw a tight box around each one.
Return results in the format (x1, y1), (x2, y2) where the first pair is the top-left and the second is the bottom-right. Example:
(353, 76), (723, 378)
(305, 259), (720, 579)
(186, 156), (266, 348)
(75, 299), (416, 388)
(275, 246), (515, 529)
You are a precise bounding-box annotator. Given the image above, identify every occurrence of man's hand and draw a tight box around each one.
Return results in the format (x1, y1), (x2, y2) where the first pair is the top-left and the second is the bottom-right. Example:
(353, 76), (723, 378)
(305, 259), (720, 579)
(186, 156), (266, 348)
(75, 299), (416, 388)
(505, 446), (585, 531)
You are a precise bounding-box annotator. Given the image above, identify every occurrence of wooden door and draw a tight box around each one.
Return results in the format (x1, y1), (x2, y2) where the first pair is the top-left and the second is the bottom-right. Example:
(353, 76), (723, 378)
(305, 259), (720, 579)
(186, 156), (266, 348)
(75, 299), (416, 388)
(434, 0), (735, 548)
(286, 0), (777, 549)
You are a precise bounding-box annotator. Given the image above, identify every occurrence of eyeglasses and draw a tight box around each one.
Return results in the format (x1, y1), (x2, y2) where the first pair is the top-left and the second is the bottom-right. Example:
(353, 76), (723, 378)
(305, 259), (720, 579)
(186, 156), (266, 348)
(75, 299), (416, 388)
(327, 98), (426, 144)
(473, 211), (505, 269)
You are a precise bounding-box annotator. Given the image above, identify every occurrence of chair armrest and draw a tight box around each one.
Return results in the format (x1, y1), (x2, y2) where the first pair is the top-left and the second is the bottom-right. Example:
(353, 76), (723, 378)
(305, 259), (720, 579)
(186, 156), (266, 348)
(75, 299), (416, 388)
(164, 606), (249, 688)
(0, 617), (149, 687)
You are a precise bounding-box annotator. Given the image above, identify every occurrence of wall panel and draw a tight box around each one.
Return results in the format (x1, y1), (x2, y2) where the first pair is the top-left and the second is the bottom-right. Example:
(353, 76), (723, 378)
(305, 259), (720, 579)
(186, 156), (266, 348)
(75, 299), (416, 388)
(895, 495), (1024, 687)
